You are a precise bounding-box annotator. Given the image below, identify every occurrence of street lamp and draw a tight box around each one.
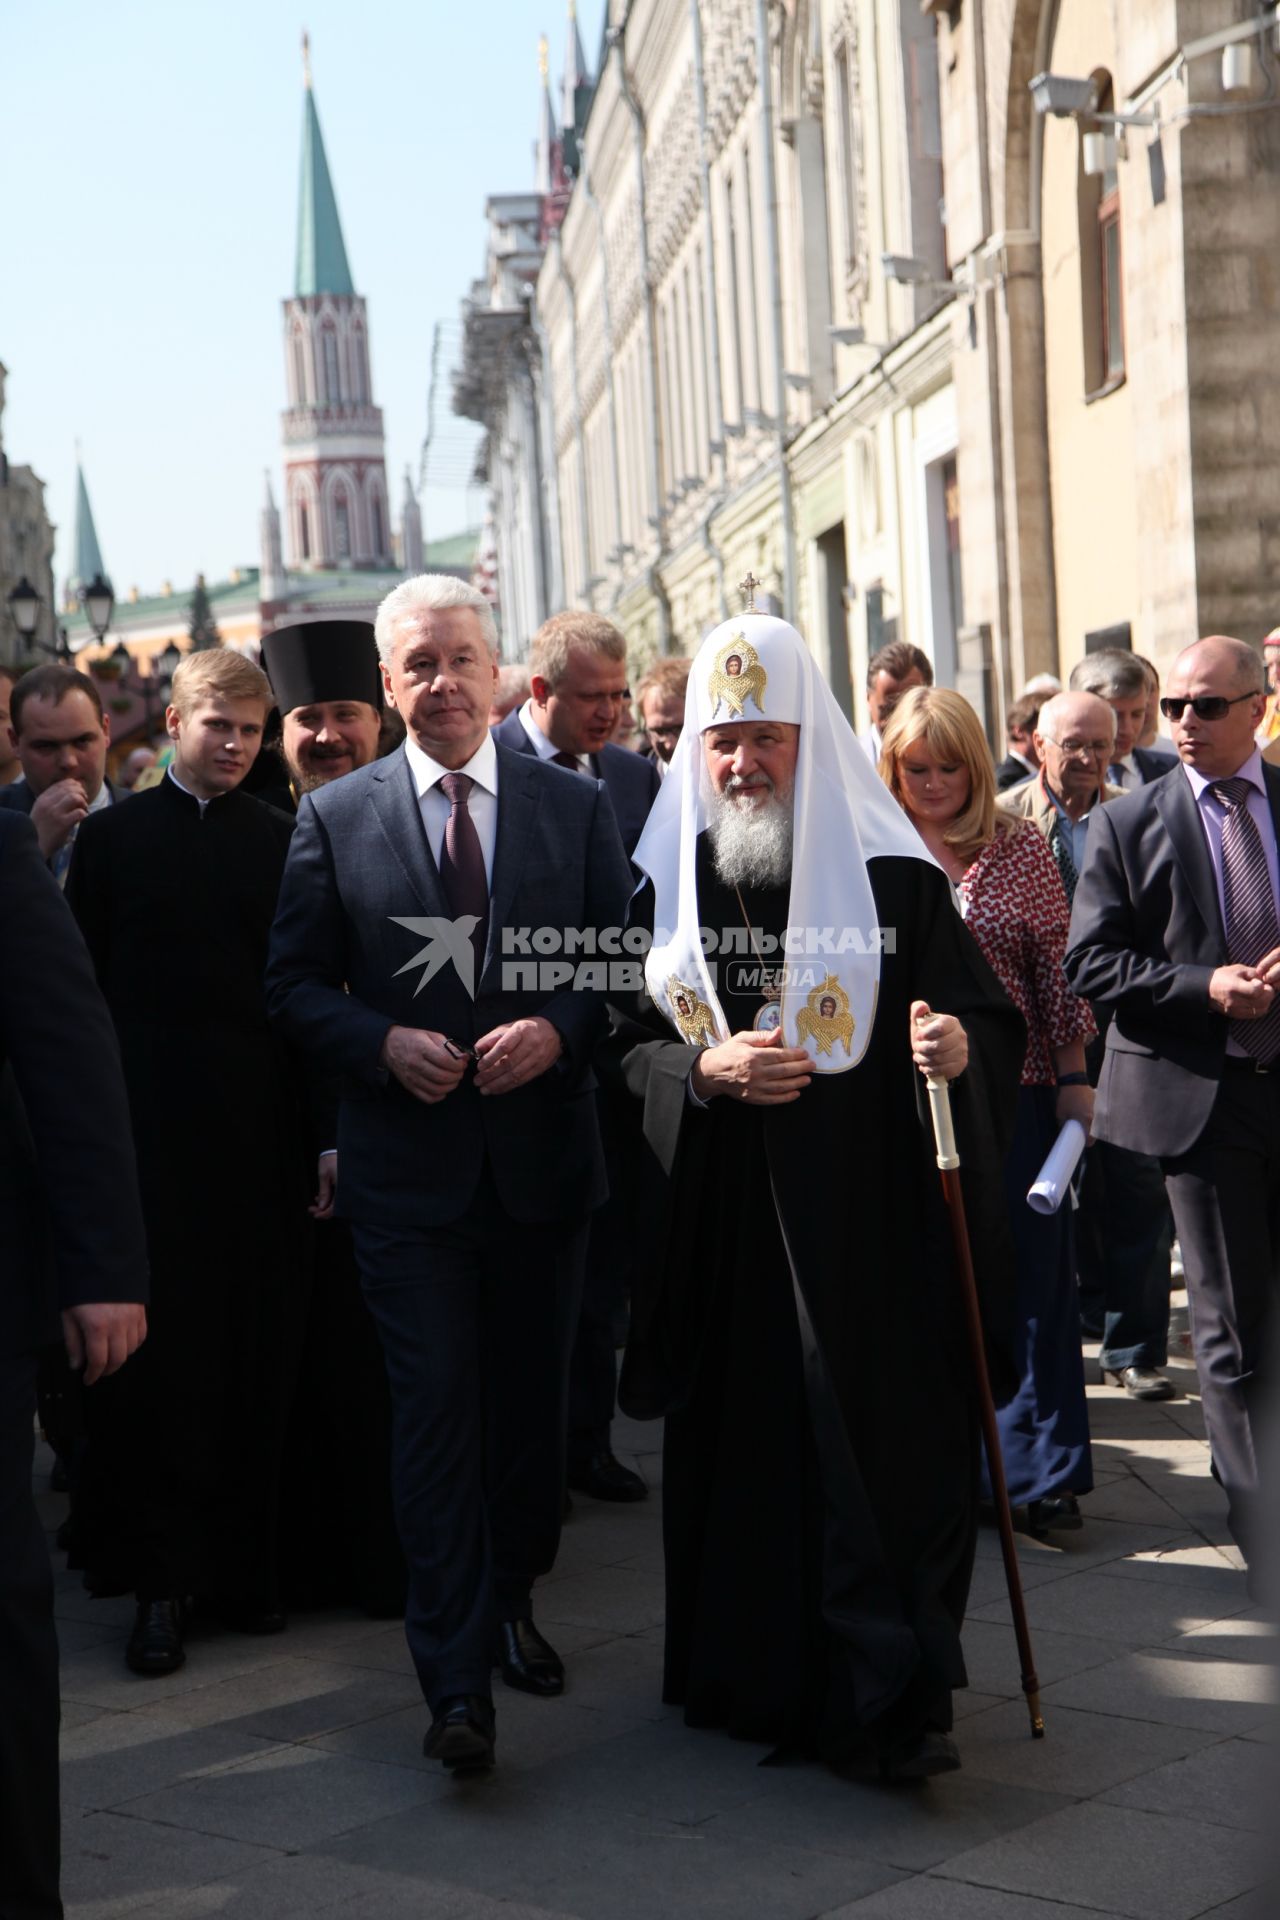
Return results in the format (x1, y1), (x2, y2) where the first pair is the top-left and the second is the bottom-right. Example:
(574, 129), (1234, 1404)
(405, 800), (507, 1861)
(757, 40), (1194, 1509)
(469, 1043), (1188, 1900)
(7, 576), (41, 646)
(81, 572), (115, 643)
(155, 640), (182, 693)
(108, 640), (132, 676)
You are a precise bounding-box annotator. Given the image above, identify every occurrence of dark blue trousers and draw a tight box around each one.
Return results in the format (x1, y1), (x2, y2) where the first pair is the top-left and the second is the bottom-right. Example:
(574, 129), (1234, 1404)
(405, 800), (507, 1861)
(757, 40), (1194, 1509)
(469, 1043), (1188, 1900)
(1077, 1140), (1173, 1371)
(353, 1187), (585, 1713)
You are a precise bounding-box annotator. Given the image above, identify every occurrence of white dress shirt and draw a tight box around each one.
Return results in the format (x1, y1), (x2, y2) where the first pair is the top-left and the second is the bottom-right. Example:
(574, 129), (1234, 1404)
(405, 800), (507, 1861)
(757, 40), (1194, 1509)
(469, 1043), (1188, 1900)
(403, 731), (499, 886)
(857, 722), (882, 765)
(518, 697), (589, 772)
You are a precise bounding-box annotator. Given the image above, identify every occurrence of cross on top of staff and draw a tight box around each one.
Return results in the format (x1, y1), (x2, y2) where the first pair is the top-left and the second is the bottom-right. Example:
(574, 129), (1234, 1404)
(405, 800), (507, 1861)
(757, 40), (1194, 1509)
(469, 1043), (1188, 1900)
(739, 571), (761, 611)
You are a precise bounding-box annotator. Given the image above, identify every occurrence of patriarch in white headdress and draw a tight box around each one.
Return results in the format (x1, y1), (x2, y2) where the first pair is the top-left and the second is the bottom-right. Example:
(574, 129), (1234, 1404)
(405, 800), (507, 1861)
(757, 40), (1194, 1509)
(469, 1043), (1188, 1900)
(633, 595), (937, 1071)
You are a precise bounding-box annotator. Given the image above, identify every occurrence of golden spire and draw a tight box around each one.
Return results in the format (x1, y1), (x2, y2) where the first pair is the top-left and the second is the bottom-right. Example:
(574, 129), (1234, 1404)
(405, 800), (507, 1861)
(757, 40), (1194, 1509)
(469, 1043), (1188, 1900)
(538, 33), (549, 80)
(567, 0), (576, 18)
(302, 28), (312, 89)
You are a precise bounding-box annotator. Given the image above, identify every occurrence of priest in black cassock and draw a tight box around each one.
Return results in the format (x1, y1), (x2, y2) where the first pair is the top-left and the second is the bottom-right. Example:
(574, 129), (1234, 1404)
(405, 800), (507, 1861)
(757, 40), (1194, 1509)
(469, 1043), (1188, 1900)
(260, 619), (405, 1617)
(66, 648), (308, 1677)
(608, 604), (1023, 1779)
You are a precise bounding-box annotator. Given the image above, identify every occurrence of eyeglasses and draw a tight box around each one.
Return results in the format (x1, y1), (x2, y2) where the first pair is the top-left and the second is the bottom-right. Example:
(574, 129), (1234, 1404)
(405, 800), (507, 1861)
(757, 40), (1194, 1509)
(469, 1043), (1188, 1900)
(1159, 691), (1260, 722)
(1050, 739), (1112, 759)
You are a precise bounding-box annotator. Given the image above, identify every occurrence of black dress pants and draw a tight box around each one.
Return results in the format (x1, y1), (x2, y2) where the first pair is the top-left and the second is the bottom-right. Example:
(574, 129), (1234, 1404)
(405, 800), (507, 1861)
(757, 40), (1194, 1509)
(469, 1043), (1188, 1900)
(1077, 1140), (1173, 1370)
(0, 1349), (62, 1920)
(353, 1182), (585, 1713)
(1163, 1063), (1280, 1558)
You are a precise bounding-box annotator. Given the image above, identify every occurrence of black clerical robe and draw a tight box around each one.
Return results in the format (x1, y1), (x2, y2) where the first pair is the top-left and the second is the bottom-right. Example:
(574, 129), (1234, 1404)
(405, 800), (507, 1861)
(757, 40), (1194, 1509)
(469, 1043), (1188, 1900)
(608, 842), (1023, 1755)
(65, 776), (307, 1608)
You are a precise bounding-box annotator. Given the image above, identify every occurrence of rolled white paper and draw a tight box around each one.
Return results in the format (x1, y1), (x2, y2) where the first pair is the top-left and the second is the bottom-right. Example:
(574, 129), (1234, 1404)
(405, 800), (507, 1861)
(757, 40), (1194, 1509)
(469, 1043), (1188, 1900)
(1027, 1118), (1087, 1215)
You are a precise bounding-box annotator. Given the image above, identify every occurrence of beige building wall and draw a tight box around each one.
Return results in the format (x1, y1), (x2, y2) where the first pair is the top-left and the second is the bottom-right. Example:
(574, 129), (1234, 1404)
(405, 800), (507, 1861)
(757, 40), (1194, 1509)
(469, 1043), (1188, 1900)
(1039, 3), (1139, 669)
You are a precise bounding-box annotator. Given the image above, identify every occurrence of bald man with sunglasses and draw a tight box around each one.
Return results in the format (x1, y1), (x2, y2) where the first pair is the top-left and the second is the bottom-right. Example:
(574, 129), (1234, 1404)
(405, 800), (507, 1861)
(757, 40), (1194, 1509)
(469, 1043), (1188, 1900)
(1066, 636), (1280, 1588)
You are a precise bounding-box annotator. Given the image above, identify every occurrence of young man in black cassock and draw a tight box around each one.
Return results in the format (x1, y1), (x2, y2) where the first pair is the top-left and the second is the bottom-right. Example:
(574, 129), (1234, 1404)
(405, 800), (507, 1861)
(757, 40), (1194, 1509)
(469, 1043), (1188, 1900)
(66, 648), (307, 1676)
(609, 609), (1023, 1779)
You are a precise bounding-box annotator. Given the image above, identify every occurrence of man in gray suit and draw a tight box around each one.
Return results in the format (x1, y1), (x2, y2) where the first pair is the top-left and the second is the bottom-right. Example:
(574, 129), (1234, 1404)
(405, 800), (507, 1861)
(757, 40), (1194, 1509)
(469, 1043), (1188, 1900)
(1066, 635), (1280, 1577)
(267, 575), (633, 1773)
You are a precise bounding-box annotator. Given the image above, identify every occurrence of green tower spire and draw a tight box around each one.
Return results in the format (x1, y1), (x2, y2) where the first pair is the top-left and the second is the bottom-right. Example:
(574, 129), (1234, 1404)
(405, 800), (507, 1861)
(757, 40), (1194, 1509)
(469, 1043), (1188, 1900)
(72, 458), (108, 594)
(295, 34), (355, 298)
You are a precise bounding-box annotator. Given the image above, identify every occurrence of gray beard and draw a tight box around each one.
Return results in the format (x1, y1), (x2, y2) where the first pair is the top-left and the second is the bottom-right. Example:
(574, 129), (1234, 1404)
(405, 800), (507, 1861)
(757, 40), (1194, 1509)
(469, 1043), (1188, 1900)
(707, 785), (794, 889)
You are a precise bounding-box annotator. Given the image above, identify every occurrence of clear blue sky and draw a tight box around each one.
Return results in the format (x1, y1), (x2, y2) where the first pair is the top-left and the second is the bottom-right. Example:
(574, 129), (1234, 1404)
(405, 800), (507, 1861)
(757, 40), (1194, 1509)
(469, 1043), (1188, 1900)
(2, 0), (605, 597)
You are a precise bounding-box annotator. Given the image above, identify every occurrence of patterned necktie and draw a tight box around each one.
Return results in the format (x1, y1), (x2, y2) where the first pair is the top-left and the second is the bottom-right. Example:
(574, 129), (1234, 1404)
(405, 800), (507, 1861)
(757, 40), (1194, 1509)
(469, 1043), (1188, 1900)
(1211, 776), (1280, 1061)
(552, 751), (582, 773)
(1046, 810), (1079, 907)
(438, 773), (489, 987)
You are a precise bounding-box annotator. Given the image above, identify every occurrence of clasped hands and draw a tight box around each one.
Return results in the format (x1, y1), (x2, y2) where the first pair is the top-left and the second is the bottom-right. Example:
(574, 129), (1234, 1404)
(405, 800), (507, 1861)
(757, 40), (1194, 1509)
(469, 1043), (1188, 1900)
(379, 1017), (564, 1106)
(1210, 947), (1280, 1020)
(689, 999), (968, 1106)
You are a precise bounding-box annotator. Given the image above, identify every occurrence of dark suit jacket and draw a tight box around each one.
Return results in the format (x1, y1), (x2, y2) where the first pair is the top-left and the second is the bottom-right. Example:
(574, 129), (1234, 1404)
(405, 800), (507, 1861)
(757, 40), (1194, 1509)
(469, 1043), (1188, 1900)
(492, 709), (659, 857)
(266, 741), (634, 1230)
(0, 811), (148, 1357)
(1130, 745), (1179, 784)
(1064, 762), (1280, 1157)
(995, 753), (1037, 792)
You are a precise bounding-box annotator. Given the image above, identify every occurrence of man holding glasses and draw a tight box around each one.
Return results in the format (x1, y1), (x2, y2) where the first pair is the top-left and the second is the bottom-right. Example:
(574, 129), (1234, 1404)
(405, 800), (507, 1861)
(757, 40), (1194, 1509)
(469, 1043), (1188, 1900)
(1067, 636), (1280, 1587)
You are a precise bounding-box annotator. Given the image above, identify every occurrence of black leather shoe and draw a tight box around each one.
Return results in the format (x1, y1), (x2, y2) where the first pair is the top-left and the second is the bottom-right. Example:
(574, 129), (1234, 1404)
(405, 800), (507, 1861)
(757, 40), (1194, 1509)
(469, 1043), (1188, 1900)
(423, 1694), (495, 1771)
(567, 1450), (647, 1502)
(126, 1598), (186, 1677)
(878, 1730), (961, 1782)
(1023, 1494), (1083, 1538)
(495, 1617), (565, 1696)
(1101, 1365), (1175, 1401)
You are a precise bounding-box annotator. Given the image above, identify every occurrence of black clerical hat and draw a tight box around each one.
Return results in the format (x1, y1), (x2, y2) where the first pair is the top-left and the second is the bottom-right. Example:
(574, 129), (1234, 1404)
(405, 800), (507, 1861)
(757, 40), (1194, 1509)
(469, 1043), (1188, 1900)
(260, 620), (382, 715)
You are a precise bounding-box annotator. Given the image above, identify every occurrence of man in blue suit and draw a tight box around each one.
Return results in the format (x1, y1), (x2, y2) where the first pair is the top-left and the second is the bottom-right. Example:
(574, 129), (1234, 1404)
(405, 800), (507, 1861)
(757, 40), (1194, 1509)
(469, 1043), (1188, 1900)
(267, 577), (633, 1774)
(494, 612), (661, 1501)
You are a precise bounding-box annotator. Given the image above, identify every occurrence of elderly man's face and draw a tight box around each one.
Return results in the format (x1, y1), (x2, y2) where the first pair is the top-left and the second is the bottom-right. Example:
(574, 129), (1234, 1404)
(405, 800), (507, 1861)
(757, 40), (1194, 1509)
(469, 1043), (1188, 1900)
(702, 721), (800, 809)
(282, 699), (381, 792)
(383, 610), (497, 768)
(1033, 694), (1115, 809)
(867, 666), (925, 731)
(532, 645), (627, 757)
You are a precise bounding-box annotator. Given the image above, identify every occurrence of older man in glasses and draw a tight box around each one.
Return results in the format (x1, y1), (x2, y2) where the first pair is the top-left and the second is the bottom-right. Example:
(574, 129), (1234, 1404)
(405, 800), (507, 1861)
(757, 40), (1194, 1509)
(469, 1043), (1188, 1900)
(1066, 636), (1280, 1591)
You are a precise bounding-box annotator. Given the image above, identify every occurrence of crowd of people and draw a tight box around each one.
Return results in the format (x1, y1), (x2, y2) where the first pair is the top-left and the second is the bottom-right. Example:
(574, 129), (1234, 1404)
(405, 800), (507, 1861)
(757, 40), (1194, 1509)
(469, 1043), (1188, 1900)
(2, 581), (1276, 1916)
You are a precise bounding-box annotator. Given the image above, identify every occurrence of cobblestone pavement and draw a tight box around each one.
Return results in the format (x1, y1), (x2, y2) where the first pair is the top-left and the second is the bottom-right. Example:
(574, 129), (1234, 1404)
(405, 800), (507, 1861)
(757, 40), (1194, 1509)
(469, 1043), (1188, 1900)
(48, 1321), (1274, 1919)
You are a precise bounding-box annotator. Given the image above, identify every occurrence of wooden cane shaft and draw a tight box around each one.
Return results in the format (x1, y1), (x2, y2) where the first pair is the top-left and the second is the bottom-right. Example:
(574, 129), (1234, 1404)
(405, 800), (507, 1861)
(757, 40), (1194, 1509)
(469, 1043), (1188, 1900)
(938, 1164), (1043, 1721)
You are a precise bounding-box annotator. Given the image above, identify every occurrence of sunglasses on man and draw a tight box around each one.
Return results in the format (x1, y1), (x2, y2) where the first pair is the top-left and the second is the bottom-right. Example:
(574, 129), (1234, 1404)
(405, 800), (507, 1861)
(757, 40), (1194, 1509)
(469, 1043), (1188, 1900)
(1159, 690), (1260, 722)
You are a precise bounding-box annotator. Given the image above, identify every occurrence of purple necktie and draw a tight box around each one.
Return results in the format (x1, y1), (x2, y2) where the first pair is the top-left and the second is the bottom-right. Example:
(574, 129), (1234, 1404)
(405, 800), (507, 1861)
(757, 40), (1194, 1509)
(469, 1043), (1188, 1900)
(1211, 776), (1280, 1061)
(438, 772), (489, 984)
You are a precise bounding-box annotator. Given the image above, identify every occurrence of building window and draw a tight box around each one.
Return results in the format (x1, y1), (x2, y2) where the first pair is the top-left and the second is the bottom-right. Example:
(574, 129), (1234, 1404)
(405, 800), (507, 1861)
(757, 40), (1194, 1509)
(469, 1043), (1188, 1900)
(292, 332), (307, 405)
(1099, 174), (1124, 382)
(334, 491), (351, 560)
(300, 502), (311, 560)
(1079, 75), (1124, 395)
(322, 327), (342, 405)
(371, 493), (384, 556)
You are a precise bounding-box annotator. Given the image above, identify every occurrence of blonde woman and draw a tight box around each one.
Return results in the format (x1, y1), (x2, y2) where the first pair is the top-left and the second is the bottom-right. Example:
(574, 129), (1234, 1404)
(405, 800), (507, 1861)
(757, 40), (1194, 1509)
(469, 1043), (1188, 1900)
(880, 687), (1096, 1535)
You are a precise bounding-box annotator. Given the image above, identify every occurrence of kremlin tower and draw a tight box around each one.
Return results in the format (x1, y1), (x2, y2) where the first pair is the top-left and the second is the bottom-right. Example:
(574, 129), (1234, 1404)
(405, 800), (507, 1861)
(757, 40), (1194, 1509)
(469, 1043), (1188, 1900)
(279, 35), (392, 575)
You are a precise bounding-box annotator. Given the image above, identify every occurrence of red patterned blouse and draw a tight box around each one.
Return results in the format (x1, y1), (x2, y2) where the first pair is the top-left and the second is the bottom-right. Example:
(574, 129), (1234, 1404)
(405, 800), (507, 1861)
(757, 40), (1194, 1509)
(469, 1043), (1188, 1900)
(956, 819), (1095, 1087)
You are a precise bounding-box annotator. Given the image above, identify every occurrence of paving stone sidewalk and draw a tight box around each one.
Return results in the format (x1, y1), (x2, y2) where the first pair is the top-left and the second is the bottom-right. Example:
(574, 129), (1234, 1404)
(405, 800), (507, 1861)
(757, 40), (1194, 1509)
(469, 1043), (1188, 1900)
(46, 1327), (1275, 1919)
